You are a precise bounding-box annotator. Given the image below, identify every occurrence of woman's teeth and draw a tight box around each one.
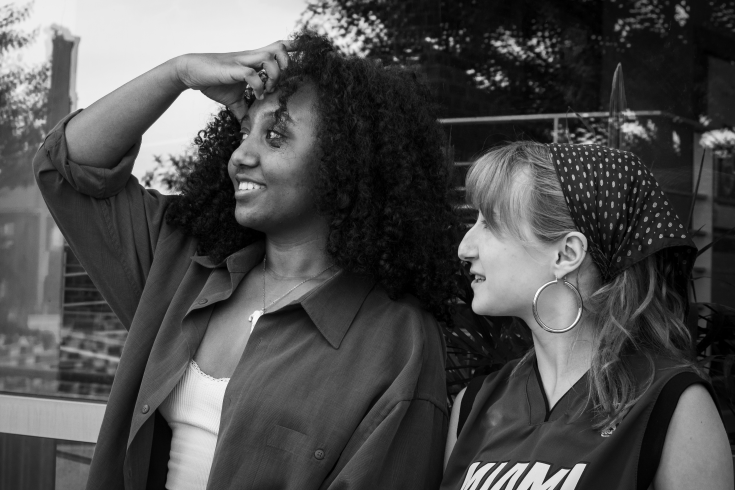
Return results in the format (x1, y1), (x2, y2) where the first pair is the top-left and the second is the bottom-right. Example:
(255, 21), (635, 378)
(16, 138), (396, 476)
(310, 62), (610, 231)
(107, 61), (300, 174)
(239, 182), (265, 191)
(473, 275), (486, 283)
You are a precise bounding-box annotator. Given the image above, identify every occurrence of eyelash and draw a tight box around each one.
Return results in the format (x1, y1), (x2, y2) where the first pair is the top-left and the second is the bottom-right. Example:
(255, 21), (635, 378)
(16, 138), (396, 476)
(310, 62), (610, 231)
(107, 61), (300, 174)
(239, 129), (284, 148)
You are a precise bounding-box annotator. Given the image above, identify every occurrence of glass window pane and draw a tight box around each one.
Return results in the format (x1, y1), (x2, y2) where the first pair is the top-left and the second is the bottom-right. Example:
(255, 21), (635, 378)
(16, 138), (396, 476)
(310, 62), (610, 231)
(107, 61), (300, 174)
(0, 186), (125, 400)
(0, 432), (94, 490)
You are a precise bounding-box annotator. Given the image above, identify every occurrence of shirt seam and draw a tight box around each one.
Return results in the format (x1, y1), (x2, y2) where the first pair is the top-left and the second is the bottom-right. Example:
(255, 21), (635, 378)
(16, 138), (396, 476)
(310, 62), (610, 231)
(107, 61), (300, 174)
(351, 396), (446, 450)
(100, 198), (143, 300)
(402, 394), (449, 417)
(347, 397), (444, 453)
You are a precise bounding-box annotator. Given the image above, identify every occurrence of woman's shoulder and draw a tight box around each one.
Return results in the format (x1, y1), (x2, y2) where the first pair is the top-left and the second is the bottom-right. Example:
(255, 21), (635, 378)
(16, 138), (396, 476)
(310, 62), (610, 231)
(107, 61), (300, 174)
(360, 281), (438, 327)
(346, 280), (444, 364)
(626, 352), (705, 389)
(453, 358), (528, 437)
(465, 358), (529, 400)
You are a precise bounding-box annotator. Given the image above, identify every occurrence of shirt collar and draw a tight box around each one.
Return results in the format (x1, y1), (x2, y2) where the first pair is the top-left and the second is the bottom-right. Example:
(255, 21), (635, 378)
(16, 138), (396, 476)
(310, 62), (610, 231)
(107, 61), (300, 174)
(190, 240), (265, 273)
(191, 241), (377, 349)
(300, 271), (376, 349)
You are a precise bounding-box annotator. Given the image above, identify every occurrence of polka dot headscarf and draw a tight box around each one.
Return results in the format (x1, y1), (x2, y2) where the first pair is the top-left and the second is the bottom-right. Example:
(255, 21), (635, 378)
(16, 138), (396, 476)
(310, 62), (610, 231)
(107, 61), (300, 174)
(546, 143), (697, 290)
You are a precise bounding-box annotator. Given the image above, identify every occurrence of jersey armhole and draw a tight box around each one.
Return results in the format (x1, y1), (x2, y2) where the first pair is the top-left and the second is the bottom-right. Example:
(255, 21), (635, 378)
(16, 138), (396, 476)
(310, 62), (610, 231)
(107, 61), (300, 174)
(636, 371), (717, 490)
(457, 374), (488, 437)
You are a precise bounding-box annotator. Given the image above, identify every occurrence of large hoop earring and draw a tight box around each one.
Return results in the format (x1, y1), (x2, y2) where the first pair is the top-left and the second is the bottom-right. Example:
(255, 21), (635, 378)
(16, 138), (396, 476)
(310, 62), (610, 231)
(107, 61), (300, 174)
(532, 276), (583, 333)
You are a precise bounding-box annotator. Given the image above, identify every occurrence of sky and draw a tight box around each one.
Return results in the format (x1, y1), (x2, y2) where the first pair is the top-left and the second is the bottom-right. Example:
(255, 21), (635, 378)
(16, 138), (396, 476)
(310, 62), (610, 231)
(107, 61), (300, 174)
(16, 0), (308, 181)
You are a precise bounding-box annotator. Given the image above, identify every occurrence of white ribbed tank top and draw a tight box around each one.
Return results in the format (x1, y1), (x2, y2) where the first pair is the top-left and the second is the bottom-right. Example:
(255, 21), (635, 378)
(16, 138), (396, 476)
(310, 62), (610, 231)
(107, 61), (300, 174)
(158, 360), (229, 490)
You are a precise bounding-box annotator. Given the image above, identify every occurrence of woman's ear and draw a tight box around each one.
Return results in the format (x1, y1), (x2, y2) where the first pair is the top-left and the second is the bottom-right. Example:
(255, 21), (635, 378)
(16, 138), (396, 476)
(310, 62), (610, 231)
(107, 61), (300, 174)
(553, 232), (587, 279)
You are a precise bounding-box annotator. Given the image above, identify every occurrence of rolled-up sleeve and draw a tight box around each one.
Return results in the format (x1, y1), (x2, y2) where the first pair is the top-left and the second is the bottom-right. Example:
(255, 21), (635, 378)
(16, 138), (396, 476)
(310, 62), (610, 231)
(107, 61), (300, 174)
(324, 398), (447, 490)
(33, 110), (177, 328)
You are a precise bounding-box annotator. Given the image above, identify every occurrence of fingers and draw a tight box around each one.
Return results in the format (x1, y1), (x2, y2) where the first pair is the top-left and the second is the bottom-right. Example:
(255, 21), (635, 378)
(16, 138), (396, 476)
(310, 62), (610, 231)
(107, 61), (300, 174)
(261, 41), (290, 89)
(261, 59), (281, 93)
(239, 66), (266, 100)
(251, 41), (291, 94)
(279, 40), (295, 52)
(272, 43), (290, 72)
(231, 40), (293, 98)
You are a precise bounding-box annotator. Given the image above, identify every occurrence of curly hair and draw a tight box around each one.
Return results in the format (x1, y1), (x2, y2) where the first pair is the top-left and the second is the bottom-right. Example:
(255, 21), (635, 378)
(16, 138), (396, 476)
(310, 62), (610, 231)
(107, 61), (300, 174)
(166, 30), (461, 322)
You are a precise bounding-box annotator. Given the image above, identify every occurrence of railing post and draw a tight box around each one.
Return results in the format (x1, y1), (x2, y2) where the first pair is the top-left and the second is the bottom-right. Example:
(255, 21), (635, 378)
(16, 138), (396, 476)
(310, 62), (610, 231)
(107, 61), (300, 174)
(692, 136), (713, 304)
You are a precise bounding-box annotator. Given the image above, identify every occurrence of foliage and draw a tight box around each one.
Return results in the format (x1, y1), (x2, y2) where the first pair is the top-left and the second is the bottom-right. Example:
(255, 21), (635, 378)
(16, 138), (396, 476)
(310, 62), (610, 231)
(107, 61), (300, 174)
(0, 2), (50, 190)
(300, 0), (604, 116)
(140, 151), (196, 193)
(299, 0), (735, 140)
(700, 128), (735, 159)
(695, 303), (735, 418)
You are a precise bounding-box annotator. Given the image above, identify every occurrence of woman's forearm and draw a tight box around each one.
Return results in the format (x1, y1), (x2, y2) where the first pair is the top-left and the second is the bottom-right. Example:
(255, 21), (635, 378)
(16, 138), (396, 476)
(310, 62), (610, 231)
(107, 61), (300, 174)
(63, 41), (292, 169)
(65, 57), (186, 169)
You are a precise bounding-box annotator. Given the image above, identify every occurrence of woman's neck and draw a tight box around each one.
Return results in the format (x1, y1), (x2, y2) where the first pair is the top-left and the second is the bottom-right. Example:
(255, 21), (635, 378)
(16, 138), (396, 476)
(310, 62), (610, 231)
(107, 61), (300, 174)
(264, 231), (333, 278)
(531, 323), (596, 408)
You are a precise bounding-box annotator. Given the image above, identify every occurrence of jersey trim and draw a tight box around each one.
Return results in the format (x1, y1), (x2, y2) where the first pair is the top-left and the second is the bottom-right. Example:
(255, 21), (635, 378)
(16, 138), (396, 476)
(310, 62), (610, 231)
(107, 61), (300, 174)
(457, 374), (488, 437)
(636, 371), (714, 490)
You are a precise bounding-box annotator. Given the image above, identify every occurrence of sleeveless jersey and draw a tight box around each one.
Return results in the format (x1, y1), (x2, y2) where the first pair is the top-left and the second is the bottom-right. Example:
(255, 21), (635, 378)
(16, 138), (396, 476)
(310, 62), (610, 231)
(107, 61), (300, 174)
(441, 355), (712, 490)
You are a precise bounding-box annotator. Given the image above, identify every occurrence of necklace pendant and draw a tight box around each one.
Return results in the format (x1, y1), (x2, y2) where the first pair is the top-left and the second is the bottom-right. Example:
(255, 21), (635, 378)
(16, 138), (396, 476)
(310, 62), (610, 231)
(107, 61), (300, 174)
(249, 309), (264, 332)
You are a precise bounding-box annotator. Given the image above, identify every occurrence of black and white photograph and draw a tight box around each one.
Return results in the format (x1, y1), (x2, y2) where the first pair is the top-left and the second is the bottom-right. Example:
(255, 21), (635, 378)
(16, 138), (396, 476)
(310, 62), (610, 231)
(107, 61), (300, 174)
(0, 1), (734, 489)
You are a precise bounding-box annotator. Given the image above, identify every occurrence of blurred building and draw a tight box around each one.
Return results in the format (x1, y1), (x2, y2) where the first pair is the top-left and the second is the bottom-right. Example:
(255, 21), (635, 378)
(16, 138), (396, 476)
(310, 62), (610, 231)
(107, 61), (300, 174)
(0, 25), (123, 402)
(0, 27), (103, 490)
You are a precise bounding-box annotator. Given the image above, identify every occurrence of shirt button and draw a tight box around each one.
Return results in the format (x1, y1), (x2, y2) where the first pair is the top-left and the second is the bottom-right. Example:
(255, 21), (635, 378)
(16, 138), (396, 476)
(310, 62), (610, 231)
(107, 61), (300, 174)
(198, 298), (208, 305)
(141, 404), (150, 414)
(314, 449), (325, 460)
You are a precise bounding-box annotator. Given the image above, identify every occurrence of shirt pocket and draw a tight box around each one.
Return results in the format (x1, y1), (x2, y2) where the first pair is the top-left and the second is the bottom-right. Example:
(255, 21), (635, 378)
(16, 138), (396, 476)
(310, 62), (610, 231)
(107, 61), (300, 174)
(252, 424), (330, 488)
(266, 424), (309, 456)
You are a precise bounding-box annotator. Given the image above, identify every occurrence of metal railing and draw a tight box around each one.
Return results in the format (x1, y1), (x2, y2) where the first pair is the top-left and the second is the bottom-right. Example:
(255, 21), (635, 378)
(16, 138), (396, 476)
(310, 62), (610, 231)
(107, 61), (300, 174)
(439, 110), (704, 142)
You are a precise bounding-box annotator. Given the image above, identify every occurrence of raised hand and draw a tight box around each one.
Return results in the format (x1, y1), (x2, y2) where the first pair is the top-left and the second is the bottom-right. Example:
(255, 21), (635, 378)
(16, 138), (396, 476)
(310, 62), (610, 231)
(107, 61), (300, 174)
(174, 41), (293, 120)
(64, 40), (294, 168)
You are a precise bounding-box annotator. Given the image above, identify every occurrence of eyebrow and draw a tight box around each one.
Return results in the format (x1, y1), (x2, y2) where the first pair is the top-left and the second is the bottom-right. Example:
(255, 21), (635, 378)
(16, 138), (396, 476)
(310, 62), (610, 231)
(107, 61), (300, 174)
(239, 109), (294, 126)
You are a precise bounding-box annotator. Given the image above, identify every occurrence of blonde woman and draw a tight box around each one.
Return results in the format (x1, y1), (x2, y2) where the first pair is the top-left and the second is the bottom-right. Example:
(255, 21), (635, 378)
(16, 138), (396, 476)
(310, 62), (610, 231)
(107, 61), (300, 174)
(442, 142), (733, 490)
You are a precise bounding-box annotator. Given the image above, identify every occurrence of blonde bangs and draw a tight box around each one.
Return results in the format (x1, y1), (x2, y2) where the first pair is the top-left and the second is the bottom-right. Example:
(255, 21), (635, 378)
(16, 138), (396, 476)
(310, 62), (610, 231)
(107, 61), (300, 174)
(465, 145), (534, 241)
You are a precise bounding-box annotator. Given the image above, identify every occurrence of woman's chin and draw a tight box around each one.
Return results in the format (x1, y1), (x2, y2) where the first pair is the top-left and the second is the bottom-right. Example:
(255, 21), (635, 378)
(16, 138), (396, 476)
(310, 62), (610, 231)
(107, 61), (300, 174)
(470, 297), (518, 318)
(233, 215), (265, 233)
(470, 298), (494, 317)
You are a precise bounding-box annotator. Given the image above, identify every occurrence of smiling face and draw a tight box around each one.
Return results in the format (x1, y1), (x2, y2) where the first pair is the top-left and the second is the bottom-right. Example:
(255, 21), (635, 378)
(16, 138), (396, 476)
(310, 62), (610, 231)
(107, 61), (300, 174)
(228, 84), (324, 238)
(458, 211), (556, 318)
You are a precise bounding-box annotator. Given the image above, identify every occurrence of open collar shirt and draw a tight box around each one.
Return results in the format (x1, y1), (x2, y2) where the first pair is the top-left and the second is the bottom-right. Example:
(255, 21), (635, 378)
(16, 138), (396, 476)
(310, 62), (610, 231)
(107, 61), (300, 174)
(34, 111), (448, 490)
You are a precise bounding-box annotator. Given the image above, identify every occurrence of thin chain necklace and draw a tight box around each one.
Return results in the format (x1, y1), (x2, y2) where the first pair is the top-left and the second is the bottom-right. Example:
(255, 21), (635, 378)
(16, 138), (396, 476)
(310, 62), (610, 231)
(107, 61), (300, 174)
(248, 256), (335, 332)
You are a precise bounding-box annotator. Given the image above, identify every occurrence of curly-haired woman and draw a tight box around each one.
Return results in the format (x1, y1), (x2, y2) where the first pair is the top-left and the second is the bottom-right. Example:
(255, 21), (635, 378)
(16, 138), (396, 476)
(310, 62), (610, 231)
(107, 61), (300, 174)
(34, 32), (459, 490)
(442, 142), (733, 490)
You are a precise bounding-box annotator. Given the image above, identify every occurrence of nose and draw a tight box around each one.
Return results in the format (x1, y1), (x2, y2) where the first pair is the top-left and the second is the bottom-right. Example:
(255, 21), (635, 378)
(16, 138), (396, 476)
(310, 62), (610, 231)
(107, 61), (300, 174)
(230, 142), (260, 168)
(457, 224), (478, 262)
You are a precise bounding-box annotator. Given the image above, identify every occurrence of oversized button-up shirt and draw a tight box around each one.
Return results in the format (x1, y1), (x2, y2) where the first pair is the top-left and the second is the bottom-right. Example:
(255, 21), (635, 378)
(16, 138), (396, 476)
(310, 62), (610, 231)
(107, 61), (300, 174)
(34, 111), (448, 490)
